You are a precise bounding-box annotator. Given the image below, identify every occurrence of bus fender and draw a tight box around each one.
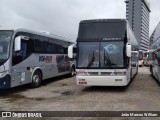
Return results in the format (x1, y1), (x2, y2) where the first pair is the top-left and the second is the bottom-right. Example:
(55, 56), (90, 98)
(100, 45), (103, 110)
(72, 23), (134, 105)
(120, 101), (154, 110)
(31, 67), (43, 81)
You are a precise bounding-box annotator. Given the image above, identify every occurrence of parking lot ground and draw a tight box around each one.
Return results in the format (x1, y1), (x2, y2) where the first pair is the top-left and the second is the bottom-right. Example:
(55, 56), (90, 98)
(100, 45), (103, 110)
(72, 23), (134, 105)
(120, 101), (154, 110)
(0, 67), (160, 119)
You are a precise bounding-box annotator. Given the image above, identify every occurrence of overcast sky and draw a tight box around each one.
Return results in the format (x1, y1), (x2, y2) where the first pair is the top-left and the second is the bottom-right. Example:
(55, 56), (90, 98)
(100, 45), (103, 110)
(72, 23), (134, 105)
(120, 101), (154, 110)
(0, 0), (159, 41)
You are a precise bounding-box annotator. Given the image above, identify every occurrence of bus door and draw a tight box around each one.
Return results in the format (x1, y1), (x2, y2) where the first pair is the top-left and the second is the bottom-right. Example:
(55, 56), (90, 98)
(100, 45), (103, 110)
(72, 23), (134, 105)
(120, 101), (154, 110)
(12, 38), (32, 86)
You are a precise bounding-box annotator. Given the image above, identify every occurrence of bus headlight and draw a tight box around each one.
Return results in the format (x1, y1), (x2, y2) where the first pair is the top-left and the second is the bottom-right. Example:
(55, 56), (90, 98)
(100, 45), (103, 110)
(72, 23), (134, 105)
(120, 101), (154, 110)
(0, 71), (9, 78)
(113, 72), (126, 76)
(77, 72), (90, 76)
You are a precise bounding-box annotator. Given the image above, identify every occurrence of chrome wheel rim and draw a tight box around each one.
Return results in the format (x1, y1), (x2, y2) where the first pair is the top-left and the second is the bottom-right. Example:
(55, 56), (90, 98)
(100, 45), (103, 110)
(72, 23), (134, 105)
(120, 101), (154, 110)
(33, 75), (40, 84)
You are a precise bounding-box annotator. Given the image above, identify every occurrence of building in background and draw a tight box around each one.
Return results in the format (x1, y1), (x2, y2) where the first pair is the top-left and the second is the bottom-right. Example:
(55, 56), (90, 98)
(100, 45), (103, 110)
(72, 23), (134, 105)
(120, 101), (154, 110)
(125, 0), (151, 51)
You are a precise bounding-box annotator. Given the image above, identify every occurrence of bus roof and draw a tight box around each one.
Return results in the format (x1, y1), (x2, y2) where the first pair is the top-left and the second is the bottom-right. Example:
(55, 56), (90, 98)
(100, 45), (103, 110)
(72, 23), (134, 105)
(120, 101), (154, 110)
(80, 19), (127, 24)
(0, 28), (74, 43)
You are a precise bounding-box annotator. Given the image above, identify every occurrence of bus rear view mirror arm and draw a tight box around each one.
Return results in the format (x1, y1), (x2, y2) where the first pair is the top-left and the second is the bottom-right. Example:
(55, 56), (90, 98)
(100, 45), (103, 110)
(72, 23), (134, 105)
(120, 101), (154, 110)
(126, 43), (131, 57)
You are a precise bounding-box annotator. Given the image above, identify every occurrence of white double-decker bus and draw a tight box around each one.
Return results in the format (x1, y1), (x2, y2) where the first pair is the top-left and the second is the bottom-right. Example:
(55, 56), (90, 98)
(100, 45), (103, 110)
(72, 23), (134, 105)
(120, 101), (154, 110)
(149, 21), (160, 81)
(68, 19), (139, 86)
(0, 28), (76, 89)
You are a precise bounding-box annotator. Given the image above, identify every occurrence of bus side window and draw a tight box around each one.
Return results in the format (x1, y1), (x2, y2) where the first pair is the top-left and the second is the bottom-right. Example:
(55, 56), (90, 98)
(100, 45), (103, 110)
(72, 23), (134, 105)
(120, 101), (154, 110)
(63, 47), (68, 54)
(56, 45), (64, 54)
(45, 39), (57, 54)
(34, 36), (44, 53)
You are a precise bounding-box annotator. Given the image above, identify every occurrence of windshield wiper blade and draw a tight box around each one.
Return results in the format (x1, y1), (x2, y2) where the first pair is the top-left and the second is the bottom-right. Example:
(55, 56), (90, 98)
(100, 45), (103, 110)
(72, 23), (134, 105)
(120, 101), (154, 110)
(104, 50), (112, 66)
(87, 51), (95, 68)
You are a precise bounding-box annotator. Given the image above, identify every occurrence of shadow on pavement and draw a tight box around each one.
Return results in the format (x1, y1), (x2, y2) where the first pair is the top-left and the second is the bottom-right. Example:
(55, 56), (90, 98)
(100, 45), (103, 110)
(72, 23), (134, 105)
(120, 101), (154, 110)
(41, 74), (72, 87)
(82, 86), (129, 93)
(0, 74), (72, 96)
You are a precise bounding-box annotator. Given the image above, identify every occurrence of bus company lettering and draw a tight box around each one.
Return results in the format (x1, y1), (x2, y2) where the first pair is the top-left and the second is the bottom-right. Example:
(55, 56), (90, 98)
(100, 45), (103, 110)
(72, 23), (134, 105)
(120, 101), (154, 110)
(39, 56), (52, 63)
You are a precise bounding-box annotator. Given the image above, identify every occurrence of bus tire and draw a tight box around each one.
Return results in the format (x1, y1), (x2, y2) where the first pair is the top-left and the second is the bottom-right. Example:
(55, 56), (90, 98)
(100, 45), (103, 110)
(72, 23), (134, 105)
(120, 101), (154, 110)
(70, 66), (75, 77)
(31, 71), (42, 88)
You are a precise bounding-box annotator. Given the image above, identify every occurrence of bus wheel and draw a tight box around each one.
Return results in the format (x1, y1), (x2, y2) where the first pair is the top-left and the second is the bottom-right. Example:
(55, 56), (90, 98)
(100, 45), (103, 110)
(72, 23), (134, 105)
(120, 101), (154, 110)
(70, 66), (75, 77)
(31, 71), (42, 88)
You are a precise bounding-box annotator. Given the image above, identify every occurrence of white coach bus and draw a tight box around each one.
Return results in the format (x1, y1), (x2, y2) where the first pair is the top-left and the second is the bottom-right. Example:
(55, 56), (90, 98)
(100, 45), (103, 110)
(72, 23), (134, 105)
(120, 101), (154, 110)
(68, 19), (139, 86)
(0, 28), (76, 89)
(149, 21), (160, 82)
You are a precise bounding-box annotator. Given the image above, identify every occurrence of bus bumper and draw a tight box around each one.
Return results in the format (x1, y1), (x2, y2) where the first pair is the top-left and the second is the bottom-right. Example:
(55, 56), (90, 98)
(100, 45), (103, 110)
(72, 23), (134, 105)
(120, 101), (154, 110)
(0, 75), (11, 89)
(76, 75), (129, 86)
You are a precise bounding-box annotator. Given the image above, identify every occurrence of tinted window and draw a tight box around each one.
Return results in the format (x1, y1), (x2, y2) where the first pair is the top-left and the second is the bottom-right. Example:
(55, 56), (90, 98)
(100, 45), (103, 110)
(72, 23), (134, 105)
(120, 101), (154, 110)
(34, 36), (44, 53)
(77, 41), (126, 68)
(63, 47), (68, 54)
(14, 32), (68, 55)
(45, 39), (53, 54)
(100, 41), (125, 68)
(56, 45), (64, 54)
(78, 42), (99, 68)
(0, 31), (12, 60)
(78, 22), (126, 38)
(44, 38), (64, 54)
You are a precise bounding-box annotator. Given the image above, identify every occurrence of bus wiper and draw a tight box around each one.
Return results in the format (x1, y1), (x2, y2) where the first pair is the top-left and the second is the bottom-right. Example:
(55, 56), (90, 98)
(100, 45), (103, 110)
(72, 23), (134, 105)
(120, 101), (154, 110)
(104, 50), (112, 66)
(87, 51), (95, 68)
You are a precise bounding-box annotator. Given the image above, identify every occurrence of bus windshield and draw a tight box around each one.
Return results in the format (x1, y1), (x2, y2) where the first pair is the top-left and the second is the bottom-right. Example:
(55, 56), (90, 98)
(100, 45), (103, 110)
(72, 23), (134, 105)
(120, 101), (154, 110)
(0, 31), (12, 61)
(77, 41), (125, 68)
(78, 22), (126, 38)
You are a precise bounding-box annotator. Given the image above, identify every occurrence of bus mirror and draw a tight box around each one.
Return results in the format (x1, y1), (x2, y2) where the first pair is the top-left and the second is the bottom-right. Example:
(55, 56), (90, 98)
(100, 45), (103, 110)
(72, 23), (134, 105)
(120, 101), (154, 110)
(14, 36), (21, 51)
(68, 43), (76, 58)
(126, 43), (131, 57)
(68, 45), (74, 58)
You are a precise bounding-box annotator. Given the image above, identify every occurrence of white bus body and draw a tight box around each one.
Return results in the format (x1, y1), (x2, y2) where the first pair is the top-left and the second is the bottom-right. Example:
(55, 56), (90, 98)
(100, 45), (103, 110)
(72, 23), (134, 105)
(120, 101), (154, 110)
(0, 28), (76, 89)
(150, 21), (160, 82)
(69, 19), (139, 86)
